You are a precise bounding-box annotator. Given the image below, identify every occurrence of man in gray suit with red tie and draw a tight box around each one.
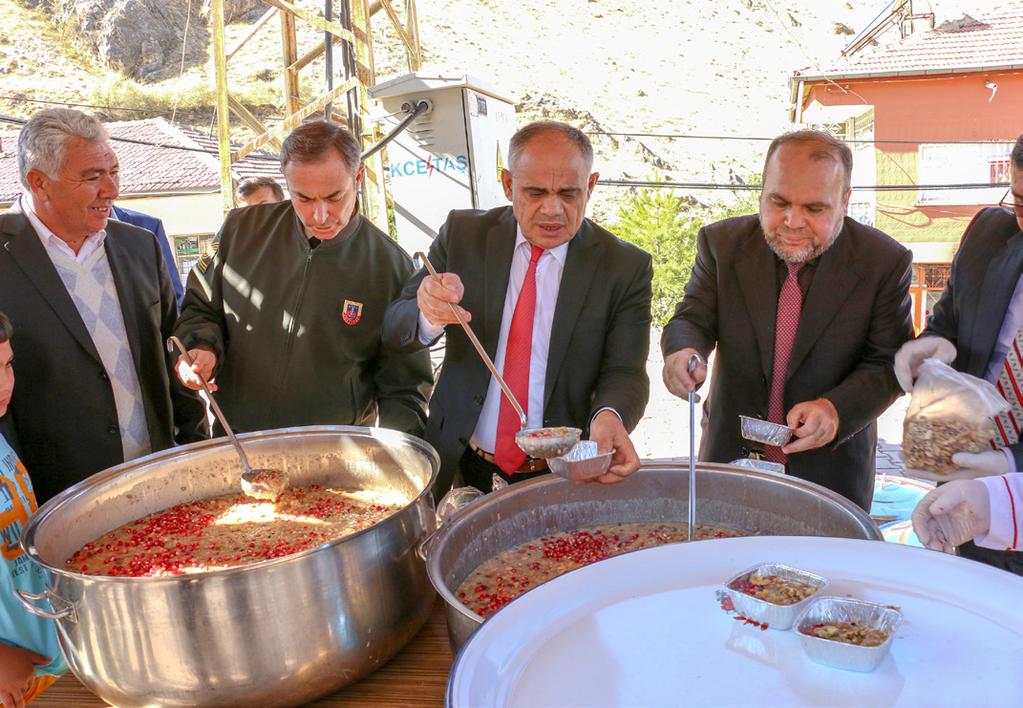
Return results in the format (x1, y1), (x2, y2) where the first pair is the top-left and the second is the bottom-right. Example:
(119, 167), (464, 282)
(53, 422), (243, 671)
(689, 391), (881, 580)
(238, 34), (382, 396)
(661, 130), (914, 511)
(383, 121), (653, 497)
(896, 133), (1023, 574)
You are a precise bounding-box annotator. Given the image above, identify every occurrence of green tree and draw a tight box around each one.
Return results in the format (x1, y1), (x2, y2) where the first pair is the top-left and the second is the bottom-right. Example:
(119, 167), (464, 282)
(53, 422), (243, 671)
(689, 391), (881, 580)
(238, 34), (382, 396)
(611, 184), (760, 325)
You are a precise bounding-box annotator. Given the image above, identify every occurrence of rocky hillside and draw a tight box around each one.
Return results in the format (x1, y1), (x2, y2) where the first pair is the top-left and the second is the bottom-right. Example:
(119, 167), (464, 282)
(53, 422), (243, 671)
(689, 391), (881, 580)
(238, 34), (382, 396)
(0, 0), (999, 219)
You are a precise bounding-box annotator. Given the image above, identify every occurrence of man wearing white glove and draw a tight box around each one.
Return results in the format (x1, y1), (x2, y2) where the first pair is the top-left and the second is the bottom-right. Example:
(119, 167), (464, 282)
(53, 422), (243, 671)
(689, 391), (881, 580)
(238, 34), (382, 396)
(912, 474), (1023, 553)
(898, 133), (1023, 575)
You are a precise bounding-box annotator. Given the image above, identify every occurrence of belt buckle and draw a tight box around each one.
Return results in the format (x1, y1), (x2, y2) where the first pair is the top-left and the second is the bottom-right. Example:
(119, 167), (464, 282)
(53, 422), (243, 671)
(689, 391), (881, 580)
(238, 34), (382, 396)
(491, 473), (509, 493)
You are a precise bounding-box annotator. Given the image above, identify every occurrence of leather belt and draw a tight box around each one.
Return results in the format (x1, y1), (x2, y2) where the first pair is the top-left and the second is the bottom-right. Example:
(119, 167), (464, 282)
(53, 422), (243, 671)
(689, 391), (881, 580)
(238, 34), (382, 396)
(469, 442), (548, 473)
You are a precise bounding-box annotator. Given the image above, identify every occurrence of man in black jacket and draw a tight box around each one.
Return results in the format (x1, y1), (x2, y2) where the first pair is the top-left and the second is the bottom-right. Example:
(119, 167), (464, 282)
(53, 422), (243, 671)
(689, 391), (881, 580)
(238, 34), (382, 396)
(383, 121), (652, 497)
(174, 121), (431, 437)
(0, 108), (206, 502)
(895, 133), (1023, 574)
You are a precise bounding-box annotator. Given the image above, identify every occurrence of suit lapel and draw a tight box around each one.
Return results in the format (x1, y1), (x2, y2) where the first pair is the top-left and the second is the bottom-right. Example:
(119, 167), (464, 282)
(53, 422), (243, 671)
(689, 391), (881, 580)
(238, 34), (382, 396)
(964, 230), (1023, 376)
(735, 231), (778, 382)
(543, 221), (601, 411)
(0, 211), (103, 365)
(786, 228), (858, 379)
(481, 209), (517, 358)
(104, 228), (145, 374)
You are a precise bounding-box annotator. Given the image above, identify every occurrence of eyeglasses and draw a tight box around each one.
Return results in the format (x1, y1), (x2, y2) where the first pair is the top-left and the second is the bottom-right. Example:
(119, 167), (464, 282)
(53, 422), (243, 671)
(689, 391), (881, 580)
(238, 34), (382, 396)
(999, 189), (1023, 214)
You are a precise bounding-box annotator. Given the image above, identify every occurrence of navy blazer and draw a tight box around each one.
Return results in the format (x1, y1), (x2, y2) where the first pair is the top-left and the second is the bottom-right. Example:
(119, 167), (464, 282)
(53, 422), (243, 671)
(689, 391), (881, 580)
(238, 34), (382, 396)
(111, 205), (184, 310)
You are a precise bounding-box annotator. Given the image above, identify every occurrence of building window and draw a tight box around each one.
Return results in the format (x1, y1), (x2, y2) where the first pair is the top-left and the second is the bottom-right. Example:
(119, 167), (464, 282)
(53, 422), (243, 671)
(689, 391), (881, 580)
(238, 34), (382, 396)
(174, 234), (216, 282)
(917, 142), (1013, 206)
(910, 263), (951, 333)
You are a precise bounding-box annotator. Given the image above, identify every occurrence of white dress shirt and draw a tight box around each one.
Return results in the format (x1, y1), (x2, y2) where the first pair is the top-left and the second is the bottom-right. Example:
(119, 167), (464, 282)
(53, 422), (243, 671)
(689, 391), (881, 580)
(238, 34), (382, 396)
(21, 195), (107, 263)
(419, 228), (568, 452)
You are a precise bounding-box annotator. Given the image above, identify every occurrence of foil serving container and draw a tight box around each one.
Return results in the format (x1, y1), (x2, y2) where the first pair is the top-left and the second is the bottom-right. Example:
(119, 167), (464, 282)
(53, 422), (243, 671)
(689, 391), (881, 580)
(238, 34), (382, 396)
(729, 457), (786, 475)
(739, 415), (794, 447)
(795, 597), (902, 672)
(723, 562), (828, 631)
(548, 441), (612, 482)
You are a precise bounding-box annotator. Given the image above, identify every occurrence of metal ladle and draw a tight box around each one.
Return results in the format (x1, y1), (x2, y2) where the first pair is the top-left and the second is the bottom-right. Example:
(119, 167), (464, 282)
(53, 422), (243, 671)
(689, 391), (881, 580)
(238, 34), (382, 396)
(167, 336), (287, 501)
(414, 253), (580, 459)
(686, 353), (703, 542)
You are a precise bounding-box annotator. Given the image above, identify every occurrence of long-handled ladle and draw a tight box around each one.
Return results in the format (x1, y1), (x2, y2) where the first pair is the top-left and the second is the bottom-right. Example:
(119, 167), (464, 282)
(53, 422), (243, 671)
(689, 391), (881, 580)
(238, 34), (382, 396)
(168, 336), (287, 501)
(414, 253), (579, 459)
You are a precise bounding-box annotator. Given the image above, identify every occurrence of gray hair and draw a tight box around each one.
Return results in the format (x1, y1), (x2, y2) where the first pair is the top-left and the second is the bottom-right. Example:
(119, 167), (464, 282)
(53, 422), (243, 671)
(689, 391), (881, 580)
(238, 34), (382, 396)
(1012, 134), (1023, 171)
(17, 108), (108, 188)
(280, 120), (361, 175)
(763, 129), (854, 193)
(508, 121), (594, 172)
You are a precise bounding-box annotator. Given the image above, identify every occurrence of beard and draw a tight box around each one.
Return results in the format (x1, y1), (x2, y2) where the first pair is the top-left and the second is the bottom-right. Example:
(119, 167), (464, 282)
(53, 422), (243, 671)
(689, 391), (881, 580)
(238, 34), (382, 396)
(764, 223), (842, 264)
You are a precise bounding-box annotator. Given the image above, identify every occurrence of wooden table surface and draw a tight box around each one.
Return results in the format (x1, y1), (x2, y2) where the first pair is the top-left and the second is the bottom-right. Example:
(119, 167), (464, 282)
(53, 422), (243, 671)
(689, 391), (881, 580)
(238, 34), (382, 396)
(38, 597), (454, 707)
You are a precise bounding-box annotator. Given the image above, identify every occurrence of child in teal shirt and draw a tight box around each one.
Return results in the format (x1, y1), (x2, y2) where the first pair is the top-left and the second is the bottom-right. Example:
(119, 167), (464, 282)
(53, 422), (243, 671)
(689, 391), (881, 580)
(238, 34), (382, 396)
(0, 312), (66, 706)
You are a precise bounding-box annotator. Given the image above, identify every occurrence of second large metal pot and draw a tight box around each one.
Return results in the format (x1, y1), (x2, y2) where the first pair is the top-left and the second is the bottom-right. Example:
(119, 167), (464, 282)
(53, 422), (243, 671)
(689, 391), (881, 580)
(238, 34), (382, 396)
(425, 462), (881, 651)
(19, 426), (438, 707)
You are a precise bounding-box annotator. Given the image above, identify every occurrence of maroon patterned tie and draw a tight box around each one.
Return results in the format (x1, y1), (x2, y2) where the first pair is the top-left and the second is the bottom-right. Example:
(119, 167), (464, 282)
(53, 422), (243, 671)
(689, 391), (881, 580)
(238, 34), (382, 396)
(993, 327), (1023, 447)
(764, 262), (804, 464)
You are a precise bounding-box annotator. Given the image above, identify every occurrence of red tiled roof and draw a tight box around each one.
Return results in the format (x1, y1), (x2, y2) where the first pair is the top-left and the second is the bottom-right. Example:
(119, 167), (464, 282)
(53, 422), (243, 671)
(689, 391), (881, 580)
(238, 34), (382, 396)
(0, 117), (283, 203)
(795, 7), (1023, 80)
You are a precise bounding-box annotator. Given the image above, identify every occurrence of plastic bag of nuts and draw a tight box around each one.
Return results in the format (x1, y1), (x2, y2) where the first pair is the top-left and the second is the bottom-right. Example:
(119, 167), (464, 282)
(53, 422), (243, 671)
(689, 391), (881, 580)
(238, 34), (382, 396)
(902, 358), (1009, 474)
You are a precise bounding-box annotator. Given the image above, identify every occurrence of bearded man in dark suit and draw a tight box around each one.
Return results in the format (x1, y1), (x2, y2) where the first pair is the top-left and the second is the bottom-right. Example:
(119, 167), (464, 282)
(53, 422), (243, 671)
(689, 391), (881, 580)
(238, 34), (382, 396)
(0, 108), (206, 502)
(383, 121), (653, 497)
(661, 130), (914, 511)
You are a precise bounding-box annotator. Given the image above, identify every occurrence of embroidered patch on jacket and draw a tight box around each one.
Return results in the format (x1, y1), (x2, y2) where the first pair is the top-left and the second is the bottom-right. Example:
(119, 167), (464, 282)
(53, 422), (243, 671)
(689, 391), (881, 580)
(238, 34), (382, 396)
(341, 300), (363, 325)
(196, 240), (220, 274)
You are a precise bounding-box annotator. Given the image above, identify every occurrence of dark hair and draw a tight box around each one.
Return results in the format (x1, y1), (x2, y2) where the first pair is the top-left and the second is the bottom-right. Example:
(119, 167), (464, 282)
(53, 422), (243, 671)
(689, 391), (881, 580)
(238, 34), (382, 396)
(1012, 134), (1023, 171)
(237, 176), (284, 201)
(508, 120), (594, 172)
(763, 129), (854, 193)
(279, 121), (361, 175)
(0, 312), (12, 344)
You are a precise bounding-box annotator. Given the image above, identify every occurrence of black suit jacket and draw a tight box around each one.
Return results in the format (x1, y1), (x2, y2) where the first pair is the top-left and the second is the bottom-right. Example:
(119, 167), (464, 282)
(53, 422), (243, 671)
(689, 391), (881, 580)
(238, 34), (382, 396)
(661, 215), (914, 510)
(383, 207), (653, 496)
(925, 207), (1023, 467)
(0, 207), (206, 502)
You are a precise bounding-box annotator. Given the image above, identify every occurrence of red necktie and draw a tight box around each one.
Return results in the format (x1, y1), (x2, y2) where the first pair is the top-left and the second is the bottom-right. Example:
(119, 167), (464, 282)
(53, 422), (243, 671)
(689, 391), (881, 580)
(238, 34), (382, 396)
(764, 262), (804, 464)
(494, 244), (544, 473)
(993, 328), (1023, 446)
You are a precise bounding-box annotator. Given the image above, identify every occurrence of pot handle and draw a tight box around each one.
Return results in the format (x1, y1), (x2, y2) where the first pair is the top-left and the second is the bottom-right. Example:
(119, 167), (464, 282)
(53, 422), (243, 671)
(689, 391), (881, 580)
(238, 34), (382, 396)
(416, 527), (440, 562)
(417, 486), (486, 561)
(15, 588), (76, 622)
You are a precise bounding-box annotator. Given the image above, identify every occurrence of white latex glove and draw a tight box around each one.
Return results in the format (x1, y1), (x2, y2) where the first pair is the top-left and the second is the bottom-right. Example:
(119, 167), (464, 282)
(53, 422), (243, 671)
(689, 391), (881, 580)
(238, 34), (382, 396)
(912, 479), (991, 552)
(907, 449), (1013, 482)
(894, 336), (957, 393)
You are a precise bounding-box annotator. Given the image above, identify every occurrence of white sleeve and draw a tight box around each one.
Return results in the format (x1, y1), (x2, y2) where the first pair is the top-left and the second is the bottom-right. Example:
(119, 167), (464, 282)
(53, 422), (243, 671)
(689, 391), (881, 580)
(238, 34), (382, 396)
(417, 310), (445, 345)
(974, 473), (1023, 551)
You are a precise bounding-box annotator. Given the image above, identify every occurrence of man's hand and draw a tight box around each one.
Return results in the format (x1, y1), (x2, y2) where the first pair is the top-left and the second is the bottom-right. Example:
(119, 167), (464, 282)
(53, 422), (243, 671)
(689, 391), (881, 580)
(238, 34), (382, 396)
(893, 336), (956, 393)
(912, 479), (990, 552)
(588, 410), (640, 483)
(175, 348), (218, 392)
(662, 348), (707, 399)
(416, 272), (471, 327)
(0, 644), (48, 708)
(908, 449), (1013, 482)
(782, 398), (839, 454)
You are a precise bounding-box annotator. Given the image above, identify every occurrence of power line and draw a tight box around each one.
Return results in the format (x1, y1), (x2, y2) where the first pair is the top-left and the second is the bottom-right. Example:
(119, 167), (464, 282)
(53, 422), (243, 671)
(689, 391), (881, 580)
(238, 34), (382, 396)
(587, 132), (1018, 146)
(598, 178), (1010, 192)
(0, 113), (279, 162)
(0, 94), (167, 114)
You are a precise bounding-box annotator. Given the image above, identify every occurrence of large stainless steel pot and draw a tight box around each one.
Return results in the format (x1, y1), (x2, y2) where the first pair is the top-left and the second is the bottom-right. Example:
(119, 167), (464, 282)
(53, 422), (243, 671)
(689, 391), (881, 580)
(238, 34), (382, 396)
(18, 426), (438, 707)
(425, 462), (882, 652)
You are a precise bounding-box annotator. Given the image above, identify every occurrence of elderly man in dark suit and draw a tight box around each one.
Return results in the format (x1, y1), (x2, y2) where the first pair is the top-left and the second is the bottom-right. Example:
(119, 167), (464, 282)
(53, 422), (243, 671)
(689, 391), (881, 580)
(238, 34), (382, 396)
(896, 133), (1023, 574)
(0, 108), (205, 502)
(383, 121), (653, 497)
(661, 130), (914, 511)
